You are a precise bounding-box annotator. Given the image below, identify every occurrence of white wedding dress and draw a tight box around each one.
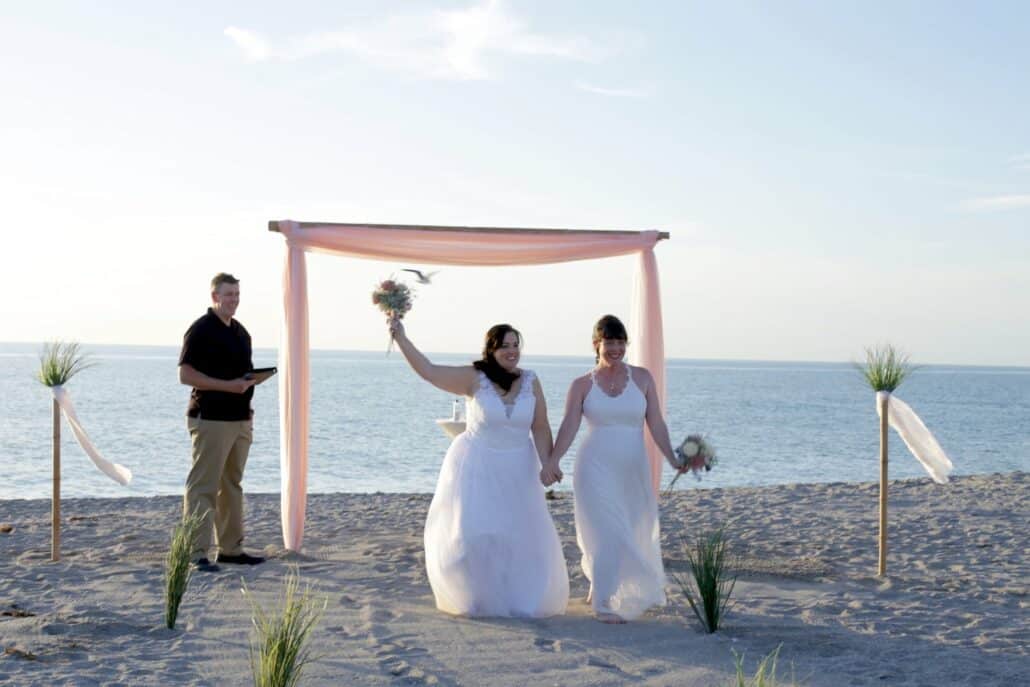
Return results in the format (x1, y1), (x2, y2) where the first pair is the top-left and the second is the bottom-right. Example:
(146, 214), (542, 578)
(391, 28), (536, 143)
(574, 366), (666, 620)
(424, 369), (569, 617)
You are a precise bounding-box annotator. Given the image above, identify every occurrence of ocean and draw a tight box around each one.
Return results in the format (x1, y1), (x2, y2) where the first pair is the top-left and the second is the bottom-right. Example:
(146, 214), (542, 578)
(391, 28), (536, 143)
(1, 343), (1027, 500)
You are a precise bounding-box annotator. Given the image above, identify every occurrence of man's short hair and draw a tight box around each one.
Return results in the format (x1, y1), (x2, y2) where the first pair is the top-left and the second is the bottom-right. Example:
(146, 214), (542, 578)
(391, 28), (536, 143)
(211, 272), (240, 292)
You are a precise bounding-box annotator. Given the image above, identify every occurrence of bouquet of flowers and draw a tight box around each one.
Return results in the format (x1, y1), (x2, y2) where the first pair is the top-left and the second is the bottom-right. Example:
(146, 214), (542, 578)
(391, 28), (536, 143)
(372, 278), (414, 354)
(667, 434), (717, 492)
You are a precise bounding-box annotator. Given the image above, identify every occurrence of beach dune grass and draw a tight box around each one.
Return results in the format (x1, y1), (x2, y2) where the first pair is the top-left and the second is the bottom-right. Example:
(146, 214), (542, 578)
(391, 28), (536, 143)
(37, 341), (94, 387)
(164, 510), (205, 630)
(244, 567), (326, 687)
(672, 528), (739, 633)
(729, 645), (800, 687)
(857, 344), (912, 392)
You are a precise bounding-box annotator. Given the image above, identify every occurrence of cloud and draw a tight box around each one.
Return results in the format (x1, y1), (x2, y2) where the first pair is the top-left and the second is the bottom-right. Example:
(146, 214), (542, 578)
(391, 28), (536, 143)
(225, 1), (602, 80)
(961, 194), (1030, 211)
(575, 81), (650, 98)
(1010, 153), (1030, 171)
(223, 27), (274, 62)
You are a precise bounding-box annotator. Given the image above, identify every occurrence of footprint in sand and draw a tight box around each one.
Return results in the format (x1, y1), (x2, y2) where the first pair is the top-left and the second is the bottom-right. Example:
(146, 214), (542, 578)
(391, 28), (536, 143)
(586, 655), (633, 677)
(326, 624), (361, 640)
(380, 658), (441, 685)
(533, 637), (563, 653)
(360, 605), (401, 625)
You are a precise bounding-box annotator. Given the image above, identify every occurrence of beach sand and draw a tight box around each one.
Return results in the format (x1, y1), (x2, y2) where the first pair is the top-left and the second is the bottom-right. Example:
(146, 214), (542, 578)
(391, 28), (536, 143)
(1, 472), (1027, 686)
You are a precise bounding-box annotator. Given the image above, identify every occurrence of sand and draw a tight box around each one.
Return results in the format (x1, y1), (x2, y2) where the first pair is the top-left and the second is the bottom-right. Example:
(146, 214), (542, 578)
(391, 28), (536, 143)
(1, 472), (1027, 686)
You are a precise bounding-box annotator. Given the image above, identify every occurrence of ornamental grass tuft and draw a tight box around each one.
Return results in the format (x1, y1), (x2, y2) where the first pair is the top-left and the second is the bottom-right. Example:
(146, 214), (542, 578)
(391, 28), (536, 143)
(244, 566), (326, 687)
(728, 645), (801, 687)
(857, 344), (912, 392)
(37, 341), (94, 387)
(672, 527), (739, 633)
(164, 510), (205, 629)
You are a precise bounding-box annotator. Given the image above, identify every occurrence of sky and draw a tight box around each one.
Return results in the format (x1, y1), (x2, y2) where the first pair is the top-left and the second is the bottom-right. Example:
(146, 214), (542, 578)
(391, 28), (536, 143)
(2, 1), (1028, 365)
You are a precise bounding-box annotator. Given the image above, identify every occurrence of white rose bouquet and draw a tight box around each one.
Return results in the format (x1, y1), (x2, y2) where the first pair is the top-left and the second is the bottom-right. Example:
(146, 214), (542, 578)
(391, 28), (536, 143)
(667, 434), (717, 492)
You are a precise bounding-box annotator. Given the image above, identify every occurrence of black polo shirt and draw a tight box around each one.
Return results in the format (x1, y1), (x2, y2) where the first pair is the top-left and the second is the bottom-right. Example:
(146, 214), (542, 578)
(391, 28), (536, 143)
(179, 308), (254, 421)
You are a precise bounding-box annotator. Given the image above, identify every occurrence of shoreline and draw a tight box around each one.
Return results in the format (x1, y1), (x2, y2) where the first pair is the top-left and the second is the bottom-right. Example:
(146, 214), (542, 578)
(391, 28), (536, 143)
(2, 469), (1026, 504)
(1, 472), (1027, 685)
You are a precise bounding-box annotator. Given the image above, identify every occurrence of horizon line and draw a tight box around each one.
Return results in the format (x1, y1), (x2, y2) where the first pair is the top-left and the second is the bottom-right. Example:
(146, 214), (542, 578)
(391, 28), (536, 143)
(1, 341), (1027, 371)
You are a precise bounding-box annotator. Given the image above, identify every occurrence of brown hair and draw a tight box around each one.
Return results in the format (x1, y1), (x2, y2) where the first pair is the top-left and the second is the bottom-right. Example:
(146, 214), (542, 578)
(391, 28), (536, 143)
(472, 324), (522, 392)
(210, 272), (240, 292)
(592, 314), (628, 362)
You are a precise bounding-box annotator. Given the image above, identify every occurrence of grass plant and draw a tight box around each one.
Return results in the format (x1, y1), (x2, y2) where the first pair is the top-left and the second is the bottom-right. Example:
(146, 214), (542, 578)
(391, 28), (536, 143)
(728, 645), (801, 686)
(671, 528), (739, 633)
(37, 341), (94, 387)
(857, 344), (912, 392)
(244, 566), (326, 687)
(164, 510), (206, 630)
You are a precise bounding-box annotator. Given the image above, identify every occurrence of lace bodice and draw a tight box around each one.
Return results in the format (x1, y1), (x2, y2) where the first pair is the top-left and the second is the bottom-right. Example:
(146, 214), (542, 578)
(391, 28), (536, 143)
(464, 370), (536, 450)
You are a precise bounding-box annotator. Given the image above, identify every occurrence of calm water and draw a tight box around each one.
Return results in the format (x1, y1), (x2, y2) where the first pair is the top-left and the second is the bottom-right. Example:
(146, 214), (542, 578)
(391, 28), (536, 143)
(1, 343), (1027, 500)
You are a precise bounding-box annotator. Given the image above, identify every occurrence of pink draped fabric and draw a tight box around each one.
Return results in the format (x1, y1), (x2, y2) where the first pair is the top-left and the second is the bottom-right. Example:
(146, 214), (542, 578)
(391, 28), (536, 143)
(632, 248), (666, 492)
(279, 245), (310, 552)
(276, 220), (667, 551)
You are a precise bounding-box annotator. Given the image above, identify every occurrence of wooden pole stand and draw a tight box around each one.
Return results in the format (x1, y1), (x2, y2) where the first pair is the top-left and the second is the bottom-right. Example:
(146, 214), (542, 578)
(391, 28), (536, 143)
(52, 397), (61, 562)
(877, 394), (889, 576)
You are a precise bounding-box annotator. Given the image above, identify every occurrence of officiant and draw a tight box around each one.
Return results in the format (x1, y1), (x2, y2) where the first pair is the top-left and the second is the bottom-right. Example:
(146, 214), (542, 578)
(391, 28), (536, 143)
(177, 272), (274, 572)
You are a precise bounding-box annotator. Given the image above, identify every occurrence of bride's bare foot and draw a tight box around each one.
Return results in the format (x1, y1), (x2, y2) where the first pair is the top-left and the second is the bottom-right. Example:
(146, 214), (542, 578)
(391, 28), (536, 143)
(595, 612), (626, 624)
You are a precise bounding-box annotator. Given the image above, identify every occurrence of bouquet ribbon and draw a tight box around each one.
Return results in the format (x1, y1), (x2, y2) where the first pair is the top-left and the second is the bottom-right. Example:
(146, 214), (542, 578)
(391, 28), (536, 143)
(52, 385), (133, 486)
(875, 391), (953, 484)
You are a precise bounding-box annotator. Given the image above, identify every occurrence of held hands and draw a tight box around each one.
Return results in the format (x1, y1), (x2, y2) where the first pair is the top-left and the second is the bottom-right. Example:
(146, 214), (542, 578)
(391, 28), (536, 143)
(539, 460), (563, 487)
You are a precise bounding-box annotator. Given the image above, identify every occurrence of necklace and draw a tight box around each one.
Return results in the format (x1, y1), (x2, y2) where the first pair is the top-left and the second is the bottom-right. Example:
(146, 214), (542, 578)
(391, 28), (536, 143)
(597, 363), (624, 394)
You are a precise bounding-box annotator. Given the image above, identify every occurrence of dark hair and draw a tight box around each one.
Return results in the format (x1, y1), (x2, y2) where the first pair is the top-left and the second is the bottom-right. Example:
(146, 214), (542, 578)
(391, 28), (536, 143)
(211, 272), (239, 292)
(473, 324), (522, 392)
(592, 314), (628, 362)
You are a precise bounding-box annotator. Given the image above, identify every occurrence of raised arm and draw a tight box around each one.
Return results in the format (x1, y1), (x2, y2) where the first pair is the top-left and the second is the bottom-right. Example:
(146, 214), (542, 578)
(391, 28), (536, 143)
(635, 367), (681, 469)
(389, 318), (478, 396)
(540, 376), (589, 485)
(530, 376), (553, 468)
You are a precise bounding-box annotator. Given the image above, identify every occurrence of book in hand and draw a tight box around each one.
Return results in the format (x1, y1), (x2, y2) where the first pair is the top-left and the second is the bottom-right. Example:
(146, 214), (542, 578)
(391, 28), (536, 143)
(245, 367), (278, 380)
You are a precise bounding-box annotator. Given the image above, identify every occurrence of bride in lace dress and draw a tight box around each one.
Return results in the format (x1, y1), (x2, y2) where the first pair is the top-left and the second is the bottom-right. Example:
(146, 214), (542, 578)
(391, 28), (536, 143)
(541, 315), (683, 623)
(389, 319), (569, 617)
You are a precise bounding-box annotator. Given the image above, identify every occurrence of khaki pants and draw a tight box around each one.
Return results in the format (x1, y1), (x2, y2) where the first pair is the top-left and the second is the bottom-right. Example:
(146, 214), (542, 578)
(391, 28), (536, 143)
(183, 417), (252, 560)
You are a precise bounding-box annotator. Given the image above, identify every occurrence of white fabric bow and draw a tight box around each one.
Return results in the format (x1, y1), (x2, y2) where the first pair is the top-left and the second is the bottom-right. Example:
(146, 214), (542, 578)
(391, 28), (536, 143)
(875, 391), (953, 484)
(52, 385), (133, 486)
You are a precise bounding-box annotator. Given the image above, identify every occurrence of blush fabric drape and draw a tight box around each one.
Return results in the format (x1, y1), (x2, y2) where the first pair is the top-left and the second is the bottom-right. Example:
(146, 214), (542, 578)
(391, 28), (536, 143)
(275, 220), (667, 551)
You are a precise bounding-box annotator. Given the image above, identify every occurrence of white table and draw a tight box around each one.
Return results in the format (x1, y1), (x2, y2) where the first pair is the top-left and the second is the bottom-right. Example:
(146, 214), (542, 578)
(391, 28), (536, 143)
(435, 419), (466, 439)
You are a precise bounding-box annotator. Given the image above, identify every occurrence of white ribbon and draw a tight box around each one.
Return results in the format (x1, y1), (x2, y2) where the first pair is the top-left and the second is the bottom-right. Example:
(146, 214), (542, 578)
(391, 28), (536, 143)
(876, 391), (953, 484)
(51, 385), (133, 486)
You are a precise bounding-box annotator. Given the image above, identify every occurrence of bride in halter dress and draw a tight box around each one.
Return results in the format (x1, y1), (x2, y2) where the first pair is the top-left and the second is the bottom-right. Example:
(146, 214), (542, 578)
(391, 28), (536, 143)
(541, 315), (683, 623)
(390, 319), (568, 617)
